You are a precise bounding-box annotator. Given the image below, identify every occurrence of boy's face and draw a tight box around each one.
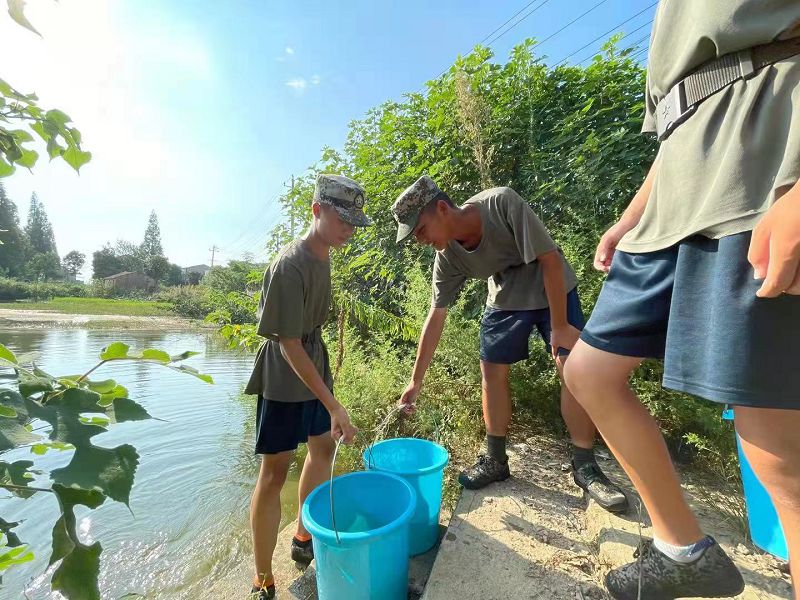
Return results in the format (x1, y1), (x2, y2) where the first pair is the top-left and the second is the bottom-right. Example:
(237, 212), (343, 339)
(413, 200), (451, 251)
(314, 203), (355, 248)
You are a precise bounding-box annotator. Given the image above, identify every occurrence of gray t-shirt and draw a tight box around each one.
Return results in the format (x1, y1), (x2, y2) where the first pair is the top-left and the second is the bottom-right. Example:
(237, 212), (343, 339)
(244, 239), (333, 402)
(618, 0), (800, 253)
(432, 187), (578, 311)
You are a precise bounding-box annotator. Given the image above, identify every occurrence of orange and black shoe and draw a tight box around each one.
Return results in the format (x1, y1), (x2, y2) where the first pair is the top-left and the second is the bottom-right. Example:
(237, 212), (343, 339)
(291, 536), (314, 570)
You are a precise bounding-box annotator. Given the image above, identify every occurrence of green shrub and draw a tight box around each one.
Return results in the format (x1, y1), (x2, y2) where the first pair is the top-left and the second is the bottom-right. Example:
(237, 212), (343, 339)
(0, 277), (87, 301)
(154, 285), (214, 319)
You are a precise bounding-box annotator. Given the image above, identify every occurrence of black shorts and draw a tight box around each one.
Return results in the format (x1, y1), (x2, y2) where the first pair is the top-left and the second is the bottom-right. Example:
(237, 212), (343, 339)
(581, 232), (800, 409)
(255, 397), (331, 454)
(479, 287), (586, 364)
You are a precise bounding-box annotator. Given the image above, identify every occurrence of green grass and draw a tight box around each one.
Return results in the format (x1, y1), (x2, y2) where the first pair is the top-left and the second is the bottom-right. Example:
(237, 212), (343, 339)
(0, 296), (174, 316)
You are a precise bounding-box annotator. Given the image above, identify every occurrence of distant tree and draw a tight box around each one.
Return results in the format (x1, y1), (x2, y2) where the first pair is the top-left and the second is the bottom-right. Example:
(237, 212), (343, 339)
(140, 211), (168, 280)
(187, 272), (202, 285)
(62, 250), (86, 276)
(113, 239), (144, 273)
(25, 193), (58, 258)
(25, 251), (61, 280)
(92, 245), (124, 279)
(0, 182), (28, 276)
(166, 263), (185, 286)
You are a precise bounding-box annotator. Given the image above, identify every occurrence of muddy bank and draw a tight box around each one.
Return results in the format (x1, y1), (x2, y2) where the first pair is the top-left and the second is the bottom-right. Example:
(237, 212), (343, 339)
(0, 308), (207, 330)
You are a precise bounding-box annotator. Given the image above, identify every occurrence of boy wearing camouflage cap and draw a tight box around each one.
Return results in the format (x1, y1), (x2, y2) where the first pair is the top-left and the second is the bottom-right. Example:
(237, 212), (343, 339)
(245, 174), (370, 599)
(393, 176), (627, 512)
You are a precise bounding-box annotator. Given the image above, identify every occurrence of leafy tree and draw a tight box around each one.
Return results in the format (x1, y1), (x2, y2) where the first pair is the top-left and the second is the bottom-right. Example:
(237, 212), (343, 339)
(24, 193), (57, 257)
(91, 246), (124, 279)
(165, 263), (185, 286)
(24, 251), (61, 281)
(140, 210), (164, 258)
(112, 240), (144, 273)
(0, 183), (28, 276)
(0, 342), (213, 597)
(61, 251), (85, 276)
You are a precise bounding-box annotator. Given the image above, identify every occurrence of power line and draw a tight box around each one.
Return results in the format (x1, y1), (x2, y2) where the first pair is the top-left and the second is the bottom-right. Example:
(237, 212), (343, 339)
(483, 0), (553, 47)
(554, 1), (657, 66)
(496, 0), (612, 53)
(420, 0), (552, 90)
(576, 19), (653, 65)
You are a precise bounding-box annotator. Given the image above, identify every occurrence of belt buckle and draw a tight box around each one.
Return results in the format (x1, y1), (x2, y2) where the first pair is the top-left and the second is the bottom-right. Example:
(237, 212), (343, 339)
(655, 82), (696, 141)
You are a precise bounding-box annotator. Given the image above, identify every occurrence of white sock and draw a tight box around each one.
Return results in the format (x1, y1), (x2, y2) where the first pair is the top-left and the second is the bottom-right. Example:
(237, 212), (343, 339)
(653, 536), (712, 564)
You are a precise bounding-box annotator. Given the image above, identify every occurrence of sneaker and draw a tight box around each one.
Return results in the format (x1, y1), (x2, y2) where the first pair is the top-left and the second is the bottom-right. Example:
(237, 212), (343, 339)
(605, 537), (745, 600)
(572, 460), (629, 513)
(250, 584), (275, 599)
(458, 454), (510, 490)
(291, 537), (314, 569)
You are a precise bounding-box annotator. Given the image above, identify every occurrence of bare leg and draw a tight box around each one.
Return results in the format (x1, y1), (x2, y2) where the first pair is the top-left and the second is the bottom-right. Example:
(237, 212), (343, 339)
(251, 451), (293, 588)
(564, 340), (703, 544)
(736, 407), (800, 599)
(295, 432), (336, 539)
(480, 361), (512, 436)
(557, 359), (597, 449)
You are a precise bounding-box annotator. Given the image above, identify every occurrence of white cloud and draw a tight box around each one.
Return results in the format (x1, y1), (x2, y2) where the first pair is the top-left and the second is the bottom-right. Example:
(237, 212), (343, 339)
(285, 46), (295, 55)
(310, 74), (320, 85)
(285, 78), (307, 91)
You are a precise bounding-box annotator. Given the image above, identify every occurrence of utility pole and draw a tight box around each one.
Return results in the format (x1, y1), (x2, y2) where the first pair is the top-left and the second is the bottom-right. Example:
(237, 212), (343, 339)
(209, 244), (219, 267)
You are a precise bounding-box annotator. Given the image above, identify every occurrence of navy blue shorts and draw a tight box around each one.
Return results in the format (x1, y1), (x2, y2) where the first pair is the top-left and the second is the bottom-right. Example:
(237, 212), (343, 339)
(255, 397), (332, 454)
(480, 288), (586, 364)
(581, 232), (800, 409)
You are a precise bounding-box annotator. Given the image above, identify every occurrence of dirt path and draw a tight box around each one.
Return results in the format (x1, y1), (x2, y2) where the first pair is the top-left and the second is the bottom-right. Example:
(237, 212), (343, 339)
(423, 435), (792, 600)
(0, 308), (204, 330)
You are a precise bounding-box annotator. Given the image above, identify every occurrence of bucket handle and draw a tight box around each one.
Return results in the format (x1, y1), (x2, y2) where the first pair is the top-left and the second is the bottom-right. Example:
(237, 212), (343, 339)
(329, 434), (344, 545)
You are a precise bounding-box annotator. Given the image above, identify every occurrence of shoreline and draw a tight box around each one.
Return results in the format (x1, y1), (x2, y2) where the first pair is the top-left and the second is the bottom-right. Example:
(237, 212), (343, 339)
(0, 308), (208, 331)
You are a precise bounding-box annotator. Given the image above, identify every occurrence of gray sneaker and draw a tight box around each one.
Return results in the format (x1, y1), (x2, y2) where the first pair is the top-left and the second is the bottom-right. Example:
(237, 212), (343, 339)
(291, 537), (313, 569)
(606, 537), (745, 600)
(572, 460), (629, 513)
(250, 584), (275, 599)
(458, 454), (510, 490)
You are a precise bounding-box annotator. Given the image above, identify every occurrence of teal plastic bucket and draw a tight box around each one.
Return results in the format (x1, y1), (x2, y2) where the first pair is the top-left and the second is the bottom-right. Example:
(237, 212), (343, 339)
(363, 438), (449, 556)
(302, 470), (417, 600)
(723, 409), (788, 560)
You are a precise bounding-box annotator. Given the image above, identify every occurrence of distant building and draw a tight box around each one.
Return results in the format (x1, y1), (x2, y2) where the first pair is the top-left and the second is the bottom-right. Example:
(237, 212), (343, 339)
(104, 271), (156, 292)
(182, 264), (211, 285)
(182, 264), (211, 278)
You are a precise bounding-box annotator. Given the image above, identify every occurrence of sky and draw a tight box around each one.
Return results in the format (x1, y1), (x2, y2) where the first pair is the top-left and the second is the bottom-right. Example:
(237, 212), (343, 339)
(0, 0), (656, 279)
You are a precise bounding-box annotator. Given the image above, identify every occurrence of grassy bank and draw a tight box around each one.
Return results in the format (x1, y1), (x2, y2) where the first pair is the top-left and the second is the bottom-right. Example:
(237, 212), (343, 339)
(0, 296), (174, 316)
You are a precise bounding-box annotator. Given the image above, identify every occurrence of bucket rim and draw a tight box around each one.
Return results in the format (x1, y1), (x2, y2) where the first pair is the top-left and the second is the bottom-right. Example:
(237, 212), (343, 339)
(363, 437), (450, 476)
(301, 470), (417, 543)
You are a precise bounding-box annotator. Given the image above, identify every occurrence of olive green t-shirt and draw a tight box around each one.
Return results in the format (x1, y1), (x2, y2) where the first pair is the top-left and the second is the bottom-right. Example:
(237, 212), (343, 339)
(432, 187), (578, 311)
(244, 239), (333, 402)
(618, 0), (800, 253)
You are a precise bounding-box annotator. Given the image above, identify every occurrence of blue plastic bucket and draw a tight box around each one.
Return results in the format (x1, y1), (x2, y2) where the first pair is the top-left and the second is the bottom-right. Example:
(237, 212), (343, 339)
(723, 409), (788, 560)
(363, 438), (449, 556)
(302, 470), (417, 600)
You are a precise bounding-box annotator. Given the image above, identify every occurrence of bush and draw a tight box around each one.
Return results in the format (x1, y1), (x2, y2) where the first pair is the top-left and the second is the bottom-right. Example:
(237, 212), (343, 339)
(154, 285), (214, 319)
(0, 277), (87, 301)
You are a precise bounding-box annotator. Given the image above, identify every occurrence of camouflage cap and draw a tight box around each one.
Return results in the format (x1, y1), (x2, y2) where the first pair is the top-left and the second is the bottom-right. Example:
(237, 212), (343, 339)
(391, 175), (443, 243)
(314, 174), (372, 227)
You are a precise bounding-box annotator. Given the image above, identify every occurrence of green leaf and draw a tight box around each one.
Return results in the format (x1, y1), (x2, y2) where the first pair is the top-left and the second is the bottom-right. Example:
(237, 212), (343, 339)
(45, 108), (72, 128)
(46, 136), (65, 159)
(107, 397), (150, 423)
(0, 391), (39, 452)
(0, 156), (15, 178)
(139, 349), (170, 363)
(0, 406), (18, 418)
(0, 460), (37, 498)
(0, 518), (22, 547)
(78, 416), (110, 427)
(16, 148), (38, 168)
(19, 367), (56, 397)
(100, 342), (130, 360)
(69, 127), (82, 144)
(167, 364), (214, 384)
(0, 544), (34, 572)
(62, 146), (92, 172)
(7, 0), (41, 37)
(52, 444), (139, 505)
(0, 344), (18, 366)
(31, 441), (74, 455)
(85, 379), (117, 394)
(30, 120), (50, 142)
(51, 542), (102, 600)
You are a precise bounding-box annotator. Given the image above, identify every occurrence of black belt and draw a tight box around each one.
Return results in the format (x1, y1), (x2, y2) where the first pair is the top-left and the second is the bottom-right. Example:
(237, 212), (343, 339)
(655, 36), (800, 141)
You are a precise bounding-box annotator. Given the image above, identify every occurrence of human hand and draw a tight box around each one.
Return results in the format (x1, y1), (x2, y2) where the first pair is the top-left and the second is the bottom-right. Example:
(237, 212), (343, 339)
(594, 221), (634, 273)
(330, 406), (358, 444)
(748, 189), (800, 297)
(398, 381), (420, 415)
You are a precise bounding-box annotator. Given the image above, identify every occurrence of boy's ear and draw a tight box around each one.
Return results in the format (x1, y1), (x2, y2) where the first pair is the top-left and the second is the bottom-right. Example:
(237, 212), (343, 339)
(436, 199), (450, 217)
(312, 201), (322, 218)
